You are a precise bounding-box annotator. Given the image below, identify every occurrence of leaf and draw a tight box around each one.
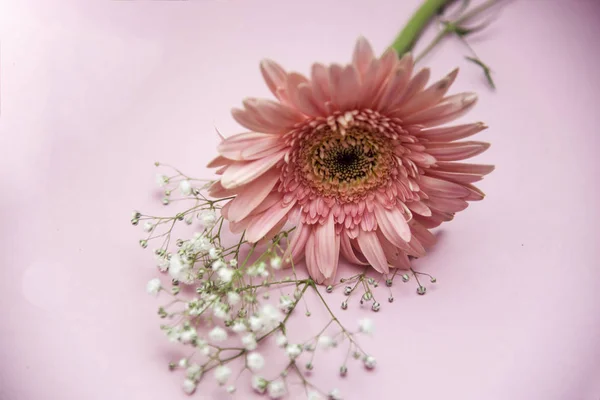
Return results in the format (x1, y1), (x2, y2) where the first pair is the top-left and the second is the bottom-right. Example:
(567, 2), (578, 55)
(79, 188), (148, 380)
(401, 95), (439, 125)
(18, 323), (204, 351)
(465, 56), (496, 89)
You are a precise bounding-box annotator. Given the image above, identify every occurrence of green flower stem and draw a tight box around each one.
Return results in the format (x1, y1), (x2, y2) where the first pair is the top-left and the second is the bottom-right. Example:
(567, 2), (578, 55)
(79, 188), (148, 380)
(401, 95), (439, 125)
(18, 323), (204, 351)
(389, 0), (452, 56)
(415, 0), (498, 62)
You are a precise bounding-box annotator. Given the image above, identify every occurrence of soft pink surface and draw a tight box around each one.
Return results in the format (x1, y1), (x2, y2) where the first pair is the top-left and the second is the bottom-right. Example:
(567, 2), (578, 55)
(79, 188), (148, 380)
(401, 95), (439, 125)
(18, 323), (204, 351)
(1, 1), (600, 399)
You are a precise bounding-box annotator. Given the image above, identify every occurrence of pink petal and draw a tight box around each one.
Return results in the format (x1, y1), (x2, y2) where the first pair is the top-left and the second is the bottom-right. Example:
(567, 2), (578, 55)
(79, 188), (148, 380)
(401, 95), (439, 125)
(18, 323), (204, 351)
(217, 132), (281, 160)
(425, 141), (490, 161)
(231, 108), (281, 134)
(258, 218), (287, 245)
(409, 222), (437, 248)
(402, 93), (478, 126)
(373, 204), (411, 246)
(373, 66), (412, 112)
(250, 192), (284, 216)
(435, 162), (495, 175)
(208, 181), (238, 198)
(311, 63), (331, 104)
(340, 233), (368, 265)
(426, 169), (486, 184)
(332, 65), (360, 111)
(314, 214), (340, 279)
(393, 68), (458, 116)
(306, 230), (326, 284)
(207, 155), (230, 168)
(220, 150), (285, 189)
(406, 200), (432, 217)
(417, 122), (487, 142)
(227, 169), (281, 222)
(356, 229), (389, 273)
(283, 222), (311, 267)
(352, 36), (375, 77)
(419, 175), (471, 198)
(462, 183), (486, 201)
(260, 59), (287, 100)
(424, 196), (469, 213)
(244, 98), (306, 127)
(376, 231), (411, 269)
(292, 83), (328, 117)
(245, 199), (297, 243)
(386, 67), (431, 112)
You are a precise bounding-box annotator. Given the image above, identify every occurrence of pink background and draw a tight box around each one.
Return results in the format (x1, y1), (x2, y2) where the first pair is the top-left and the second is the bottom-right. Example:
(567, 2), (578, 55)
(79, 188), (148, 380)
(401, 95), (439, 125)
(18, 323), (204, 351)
(1, 0), (600, 399)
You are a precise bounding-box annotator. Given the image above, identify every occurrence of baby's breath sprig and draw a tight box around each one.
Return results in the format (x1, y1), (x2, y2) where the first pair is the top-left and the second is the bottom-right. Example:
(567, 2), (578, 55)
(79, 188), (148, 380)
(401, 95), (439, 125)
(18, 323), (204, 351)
(134, 164), (435, 399)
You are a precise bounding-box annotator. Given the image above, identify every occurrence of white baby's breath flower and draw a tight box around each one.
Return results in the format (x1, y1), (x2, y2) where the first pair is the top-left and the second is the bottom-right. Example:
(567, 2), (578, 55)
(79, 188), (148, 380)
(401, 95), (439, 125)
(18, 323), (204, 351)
(267, 379), (286, 399)
(251, 375), (267, 394)
(241, 333), (257, 351)
(308, 391), (322, 400)
(285, 344), (302, 360)
(168, 254), (193, 283)
(182, 378), (196, 394)
(246, 352), (265, 372)
(227, 292), (241, 305)
(196, 339), (210, 356)
(214, 365), (231, 385)
(186, 363), (202, 379)
(275, 333), (288, 348)
(364, 355), (376, 369)
(317, 335), (333, 349)
(178, 358), (188, 368)
(278, 295), (293, 313)
(248, 316), (263, 332)
(270, 257), (282, 270)
(218, 267), (234, 283)
(146, 278), (161, 296)
(211, 259), (226, 271)
(200, 210), (217, 228)
(329, 388), (342, 400)
(180, 328), (198, 344)
(167, 325), (182, 342)
(226, 385), (236, 394)
(358, 318), (374, 335)
(208, 326), (228, 342)
(156, 174), (169, 187)
(143, 221), (154, 232)
(212, 303), (229, 320)
(156, 255), (170, 271)
(231, 320), (247, 333)
(209, 247), (220, 260)
(229, 259), (238, 267)
(179, 180), (192, 196)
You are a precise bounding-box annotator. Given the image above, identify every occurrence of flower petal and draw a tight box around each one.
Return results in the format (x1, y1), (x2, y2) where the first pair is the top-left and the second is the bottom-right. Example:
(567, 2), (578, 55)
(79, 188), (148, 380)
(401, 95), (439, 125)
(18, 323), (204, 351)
(434, 162), (495, 175)
(218, 132), (281, 161)
(406, 200), (432, 217)
(419, 175), (471, 198)
(417, 122), (487, 142)
(425, 141), (490, 161)
(245, 199), (297, 243)
(356, 229), (389, 274)
(373, 204), (411, 246)
(220, 150), (285, 189)
(283, 222), (311, 267)
(393, 68), (458, 116)
(401, 93), (478, 126)
(352, 36), (375, 77)
(227, 169), (281, 222)
(306, 229), (326, 284)
(340, 233), (368, 265)
(314, 214), (340, 279)
(260, 59), (287, 100)
(207, 155), (230, 168)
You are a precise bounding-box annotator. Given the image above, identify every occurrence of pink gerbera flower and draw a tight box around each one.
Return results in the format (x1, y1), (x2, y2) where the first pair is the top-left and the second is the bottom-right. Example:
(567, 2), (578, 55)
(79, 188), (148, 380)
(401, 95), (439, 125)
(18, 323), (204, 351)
(208, 38), (493, 284)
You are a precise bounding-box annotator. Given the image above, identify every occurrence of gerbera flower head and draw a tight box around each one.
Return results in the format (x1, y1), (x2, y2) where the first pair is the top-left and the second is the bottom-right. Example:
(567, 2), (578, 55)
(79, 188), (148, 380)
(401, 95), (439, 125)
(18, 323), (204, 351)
(208, 37), (493, 284)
